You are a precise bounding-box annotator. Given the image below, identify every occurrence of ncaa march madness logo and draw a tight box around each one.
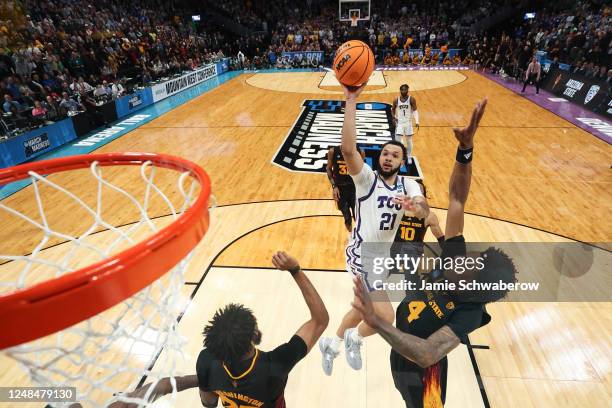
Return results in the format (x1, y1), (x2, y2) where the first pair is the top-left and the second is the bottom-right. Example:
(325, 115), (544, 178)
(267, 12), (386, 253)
(273, 100), (422, 177)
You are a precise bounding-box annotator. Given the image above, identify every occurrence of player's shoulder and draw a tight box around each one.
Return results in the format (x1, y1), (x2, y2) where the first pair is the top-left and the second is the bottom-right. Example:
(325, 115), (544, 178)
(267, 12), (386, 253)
(196, 348), (217, 373)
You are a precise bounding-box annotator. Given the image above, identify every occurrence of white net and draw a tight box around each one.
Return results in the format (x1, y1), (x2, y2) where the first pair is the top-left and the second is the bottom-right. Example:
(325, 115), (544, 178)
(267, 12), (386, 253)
(0, 159), (208, 407)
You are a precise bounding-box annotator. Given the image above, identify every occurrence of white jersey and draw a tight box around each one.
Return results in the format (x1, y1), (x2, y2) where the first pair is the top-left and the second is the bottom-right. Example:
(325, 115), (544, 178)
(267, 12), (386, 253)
(345, 163), (423, 287)
(395, 96), (413, 123)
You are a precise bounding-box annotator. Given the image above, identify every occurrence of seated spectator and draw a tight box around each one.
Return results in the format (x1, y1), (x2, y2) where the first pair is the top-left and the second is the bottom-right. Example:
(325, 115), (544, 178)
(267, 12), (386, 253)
(384, 53), (393, 65)
(392, 52), (400, 66)
(3, 94), (21, 113)
(31, 100), (48, 119)
(111, 81), (126, 99)
(93, 81), (112, 98)
(59, 92), (83, 115)
(44, 95), (61, 120)
(402, 51), (410, 65)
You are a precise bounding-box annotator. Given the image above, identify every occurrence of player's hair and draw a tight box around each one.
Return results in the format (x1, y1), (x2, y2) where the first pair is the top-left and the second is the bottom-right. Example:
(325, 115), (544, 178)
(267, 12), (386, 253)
(400, 83), (409, 90)
(415, 179), (428, 197)
(203, 303), (258, 362)
(382, 140), (407, 161)
(475, 247), (518, 303)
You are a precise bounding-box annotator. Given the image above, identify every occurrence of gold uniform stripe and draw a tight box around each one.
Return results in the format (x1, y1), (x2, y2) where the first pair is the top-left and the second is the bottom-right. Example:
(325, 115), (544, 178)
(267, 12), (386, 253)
(223, 349), (260, 380)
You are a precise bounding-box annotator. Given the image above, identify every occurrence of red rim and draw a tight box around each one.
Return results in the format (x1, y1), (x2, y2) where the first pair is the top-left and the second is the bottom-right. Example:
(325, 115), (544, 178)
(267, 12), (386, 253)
(0, 153), (211, 349)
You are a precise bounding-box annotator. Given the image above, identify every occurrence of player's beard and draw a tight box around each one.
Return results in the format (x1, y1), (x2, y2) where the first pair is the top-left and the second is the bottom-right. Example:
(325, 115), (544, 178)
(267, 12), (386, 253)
(379, 164), (401, 178)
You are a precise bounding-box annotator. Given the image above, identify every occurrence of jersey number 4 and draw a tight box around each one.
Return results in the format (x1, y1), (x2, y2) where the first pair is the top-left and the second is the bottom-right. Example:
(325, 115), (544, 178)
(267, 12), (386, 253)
(407, 300), (426, 323)
(380, 213), (398, 230)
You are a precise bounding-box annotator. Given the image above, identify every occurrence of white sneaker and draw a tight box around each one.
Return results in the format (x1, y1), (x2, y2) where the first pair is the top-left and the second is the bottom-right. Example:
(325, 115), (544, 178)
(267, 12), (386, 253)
(344, 328), (363, 370)
(319, 337), (339, 376)
(408, 156), (413, 165)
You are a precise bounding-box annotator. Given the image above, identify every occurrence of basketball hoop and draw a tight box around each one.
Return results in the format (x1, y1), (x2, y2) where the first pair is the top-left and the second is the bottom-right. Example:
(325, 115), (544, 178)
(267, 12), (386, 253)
(0, 152), (211, 406)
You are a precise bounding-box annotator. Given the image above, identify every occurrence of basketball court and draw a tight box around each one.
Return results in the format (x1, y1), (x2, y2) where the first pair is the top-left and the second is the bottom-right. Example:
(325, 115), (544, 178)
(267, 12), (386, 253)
(0, 68), (610, 407)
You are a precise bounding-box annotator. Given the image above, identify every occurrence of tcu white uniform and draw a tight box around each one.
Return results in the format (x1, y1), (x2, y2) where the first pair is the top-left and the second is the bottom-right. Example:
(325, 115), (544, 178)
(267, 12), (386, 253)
(345, 163), (423, 291)
(394, 96), (414, 140)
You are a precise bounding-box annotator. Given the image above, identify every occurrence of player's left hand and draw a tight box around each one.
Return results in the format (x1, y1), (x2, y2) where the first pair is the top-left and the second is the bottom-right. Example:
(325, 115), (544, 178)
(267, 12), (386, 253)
(393, 195), (416, 212)
(453, 98), (487, 148)
(272, 251), (300, 272)
(351, 276), (379, 329)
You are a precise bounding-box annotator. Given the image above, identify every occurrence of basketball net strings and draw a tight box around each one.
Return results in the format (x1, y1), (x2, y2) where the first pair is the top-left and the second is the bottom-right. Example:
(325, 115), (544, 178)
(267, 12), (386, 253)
(0, 161), (201, 407)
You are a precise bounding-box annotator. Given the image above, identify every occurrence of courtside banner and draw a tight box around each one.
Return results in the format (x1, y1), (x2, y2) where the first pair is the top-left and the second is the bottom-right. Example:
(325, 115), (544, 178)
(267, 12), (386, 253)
(115, 88), (154, 118)
(151, 64), (218, 102)
(281, 51), (324, 64)
(543, 68), (610, 117)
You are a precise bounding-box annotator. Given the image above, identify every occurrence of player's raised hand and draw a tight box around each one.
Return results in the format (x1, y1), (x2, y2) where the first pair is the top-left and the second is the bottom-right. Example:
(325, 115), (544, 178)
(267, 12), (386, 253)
(452, 98), (487, 148)
(272, 251), (300, 272)
(341, 81), (368, 101)
(393, 195), (415, 212)
(351, 276), (380, 329)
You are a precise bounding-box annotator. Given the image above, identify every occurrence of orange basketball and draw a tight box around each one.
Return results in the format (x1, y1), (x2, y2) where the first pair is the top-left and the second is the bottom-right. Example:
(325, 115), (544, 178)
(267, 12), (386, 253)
(333, 40), (375, 87)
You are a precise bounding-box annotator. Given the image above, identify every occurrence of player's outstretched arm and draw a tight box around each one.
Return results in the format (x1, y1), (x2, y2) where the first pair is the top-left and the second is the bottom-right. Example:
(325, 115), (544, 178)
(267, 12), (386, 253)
(426, 211), (445, 242)
(351, 277), (460, 368)
(104, 375), (206, 408)
(445, 98), (487, 239)
(272, 251), (329, 352)
(340, 83), (367, 175)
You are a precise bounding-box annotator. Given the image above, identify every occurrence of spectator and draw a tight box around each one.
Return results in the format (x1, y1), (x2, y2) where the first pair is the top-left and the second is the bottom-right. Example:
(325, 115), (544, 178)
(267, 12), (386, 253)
(111, 81), (126, 98)
(59, 92), (83, 115)
(31, 100), (48, 119)
(44, 95), (61, 120)
(93, 81), (112, 98)
(3, 94), (21, 113)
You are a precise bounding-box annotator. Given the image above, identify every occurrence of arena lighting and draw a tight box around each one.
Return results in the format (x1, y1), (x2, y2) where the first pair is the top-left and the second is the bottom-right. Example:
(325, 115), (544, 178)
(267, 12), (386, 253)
(192, 15), (201, 21)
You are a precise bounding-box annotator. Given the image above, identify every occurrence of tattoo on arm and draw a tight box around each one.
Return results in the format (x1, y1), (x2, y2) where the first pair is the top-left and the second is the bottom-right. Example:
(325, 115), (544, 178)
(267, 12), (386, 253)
(375, 321), (460, 368)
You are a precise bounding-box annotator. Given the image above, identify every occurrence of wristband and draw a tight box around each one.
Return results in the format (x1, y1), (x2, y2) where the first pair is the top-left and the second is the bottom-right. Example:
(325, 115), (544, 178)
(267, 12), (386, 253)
(456, 147), (473, 164)
(288, 265), (301, 276)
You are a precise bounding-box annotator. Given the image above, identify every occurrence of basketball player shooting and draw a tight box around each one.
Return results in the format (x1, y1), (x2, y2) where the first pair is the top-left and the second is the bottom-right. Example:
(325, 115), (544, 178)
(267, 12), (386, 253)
(352, 98), (519, 407)
(392, 84), (419, 164)
(319, 82), (430, 376)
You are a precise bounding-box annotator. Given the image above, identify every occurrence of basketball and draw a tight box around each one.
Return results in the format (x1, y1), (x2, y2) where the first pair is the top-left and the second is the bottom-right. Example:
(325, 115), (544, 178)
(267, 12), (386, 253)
(333, 40), (375, 87)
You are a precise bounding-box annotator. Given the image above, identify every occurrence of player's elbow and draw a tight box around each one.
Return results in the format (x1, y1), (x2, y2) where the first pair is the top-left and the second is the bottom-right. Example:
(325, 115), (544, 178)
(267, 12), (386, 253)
(415, 351), (440, 368)
(314, 309), (330, 334)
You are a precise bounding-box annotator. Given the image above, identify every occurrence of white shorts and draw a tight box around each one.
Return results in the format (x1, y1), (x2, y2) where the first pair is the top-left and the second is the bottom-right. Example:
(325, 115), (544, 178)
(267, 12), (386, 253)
(395, 122), (414, 138)
(345, 243), (390, 293)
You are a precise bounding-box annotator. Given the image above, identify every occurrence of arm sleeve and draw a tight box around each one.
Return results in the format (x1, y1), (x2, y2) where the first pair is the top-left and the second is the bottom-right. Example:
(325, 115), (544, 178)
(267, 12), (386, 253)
(195, 349), (213, 391)
(446, 304), (484, 343)
(350, 162), (376, 190)
(441, 235), (466, 259)
(268, 335), (308, 375)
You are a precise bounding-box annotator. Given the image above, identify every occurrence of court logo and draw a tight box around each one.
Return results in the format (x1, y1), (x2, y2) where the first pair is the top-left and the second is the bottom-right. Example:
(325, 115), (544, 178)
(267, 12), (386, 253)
(584, 85), (600, 104)
(273, 100), (422, 177)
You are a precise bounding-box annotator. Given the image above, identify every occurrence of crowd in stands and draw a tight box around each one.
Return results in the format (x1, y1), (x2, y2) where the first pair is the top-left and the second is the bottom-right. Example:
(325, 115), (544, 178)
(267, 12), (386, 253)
(0, 0), (229, 137)
(0, 0), (609, 137)
(471, 0), (610, 85)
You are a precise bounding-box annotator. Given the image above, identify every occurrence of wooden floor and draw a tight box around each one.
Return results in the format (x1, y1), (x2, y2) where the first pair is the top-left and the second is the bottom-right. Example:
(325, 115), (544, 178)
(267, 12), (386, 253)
(0, 70), (610, 407)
